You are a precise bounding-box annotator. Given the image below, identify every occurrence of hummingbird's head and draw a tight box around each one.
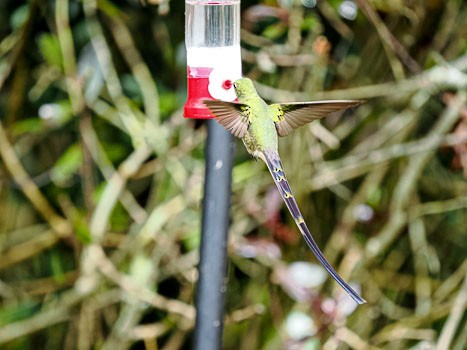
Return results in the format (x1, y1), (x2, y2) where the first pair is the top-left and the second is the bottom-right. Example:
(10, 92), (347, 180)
(233, 78), (255, 100)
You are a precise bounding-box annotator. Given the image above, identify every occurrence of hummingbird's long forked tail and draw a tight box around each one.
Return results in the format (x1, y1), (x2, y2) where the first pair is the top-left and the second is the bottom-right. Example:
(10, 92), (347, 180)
(261, 150), (366, 304)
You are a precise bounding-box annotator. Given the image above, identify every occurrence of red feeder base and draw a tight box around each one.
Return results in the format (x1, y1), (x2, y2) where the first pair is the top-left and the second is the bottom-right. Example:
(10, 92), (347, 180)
(184, 66), (214, 119)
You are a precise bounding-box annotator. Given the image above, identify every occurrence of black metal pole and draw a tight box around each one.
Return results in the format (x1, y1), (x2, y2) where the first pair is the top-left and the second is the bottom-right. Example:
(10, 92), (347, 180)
(193, 120), (234, 350)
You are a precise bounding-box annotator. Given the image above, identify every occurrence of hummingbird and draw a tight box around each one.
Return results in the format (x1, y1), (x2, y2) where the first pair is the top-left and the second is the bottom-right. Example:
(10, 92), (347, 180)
(204, 78), (366, 304)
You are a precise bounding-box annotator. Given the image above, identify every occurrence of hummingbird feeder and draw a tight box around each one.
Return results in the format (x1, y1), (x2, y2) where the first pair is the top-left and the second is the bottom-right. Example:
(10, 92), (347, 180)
(184, 0), (242, 118)
(186, 1), (240, 349)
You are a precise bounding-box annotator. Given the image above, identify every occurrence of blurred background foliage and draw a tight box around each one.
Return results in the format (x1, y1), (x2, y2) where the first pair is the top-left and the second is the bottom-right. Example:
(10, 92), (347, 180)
(0, 0), (466, 349)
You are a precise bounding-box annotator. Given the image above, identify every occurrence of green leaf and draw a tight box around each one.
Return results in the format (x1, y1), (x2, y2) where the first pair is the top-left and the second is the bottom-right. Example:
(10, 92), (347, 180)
(159, 91), (178, 119)
(38, 33), (63, 69)
(0, 300), (40, 327)
(301, 14), (321, 32)
(182, 226), (200, 251)
(11, 118), (46, 136)
(96, 0), (126, 18)
(110, 202), (131, 232)
(73, 211), (92, 244)
(367, 186), (382, 207)
(262, 23), (287, 41)
(50, 252), (66, 284)
(50, 143), (83, 187)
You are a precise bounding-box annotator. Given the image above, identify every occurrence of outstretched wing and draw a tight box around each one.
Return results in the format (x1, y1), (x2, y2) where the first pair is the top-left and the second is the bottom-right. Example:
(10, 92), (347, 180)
(203, 100), (250, 138)
(270, 100), (362, 137)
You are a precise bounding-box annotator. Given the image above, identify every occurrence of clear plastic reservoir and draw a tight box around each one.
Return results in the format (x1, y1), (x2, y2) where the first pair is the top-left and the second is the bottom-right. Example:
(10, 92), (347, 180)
(184, 0), (242, 118)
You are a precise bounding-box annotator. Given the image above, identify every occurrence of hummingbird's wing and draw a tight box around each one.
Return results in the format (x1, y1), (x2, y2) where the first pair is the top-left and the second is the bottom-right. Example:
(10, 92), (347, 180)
(203, 100), (250, 138)
(269, 100), (362, 136)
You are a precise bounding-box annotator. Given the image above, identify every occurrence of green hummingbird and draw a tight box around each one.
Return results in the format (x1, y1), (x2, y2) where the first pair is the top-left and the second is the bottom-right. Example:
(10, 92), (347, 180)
(204, 77), (365, 304)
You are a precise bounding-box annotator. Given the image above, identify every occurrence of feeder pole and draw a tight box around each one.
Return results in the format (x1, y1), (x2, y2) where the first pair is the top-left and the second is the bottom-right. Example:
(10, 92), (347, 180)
(193, 120), (234, 350)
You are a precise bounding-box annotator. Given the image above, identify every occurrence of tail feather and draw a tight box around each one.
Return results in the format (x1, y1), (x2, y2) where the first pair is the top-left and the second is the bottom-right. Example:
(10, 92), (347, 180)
(262, 150), (366, 304)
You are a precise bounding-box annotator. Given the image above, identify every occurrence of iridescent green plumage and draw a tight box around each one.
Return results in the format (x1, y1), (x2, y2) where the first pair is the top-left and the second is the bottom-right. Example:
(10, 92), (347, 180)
(204, 78), (365, 304)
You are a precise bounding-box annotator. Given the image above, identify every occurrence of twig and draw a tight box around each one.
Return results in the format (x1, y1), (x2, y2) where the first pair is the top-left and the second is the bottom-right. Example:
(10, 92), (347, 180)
(372, 302), (453, 345)
(0, 230), (59, 270)
(0, 290), (120, 345)
(373, 327), (436, 345)
(137, 195), (185, 245)
(409, 218), (432, 315)
(254, 54), (467, 101)
(322, 105), (420, 268)
(55, 0), (84, 114)
(80, 116), (148, 224)
(241, 48), (316, 67)
(83, 0), (146, 147)
(89, 145), (151, 243)
(432, 0), (464, 52)
(335, 326), (383, 350)
(161, 330), (190, 350)
(106, 15), (160, 125)
(127, 323), (170, 340)
(324, 166), (388, 264)
(436, 276), (467, 350)
(16, 271), (78, 295)
(433, 260), (467, 302)
(91, 244), (196, 320)
(225, 304), (266, 324)
(75, 145), (151, 296)
(309, 131), (467, 191)
(317, 1), (354, 40)
(369, 268), (440, 294)
(315, 132), (467, 187)
(410, 196), (467, 218)
(0, 0), (39, 90)
(0, 298), (71, 344)
(0, 122), (71, 236)
(357, 0), (421, 75)
(365, 92), (466, 261)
